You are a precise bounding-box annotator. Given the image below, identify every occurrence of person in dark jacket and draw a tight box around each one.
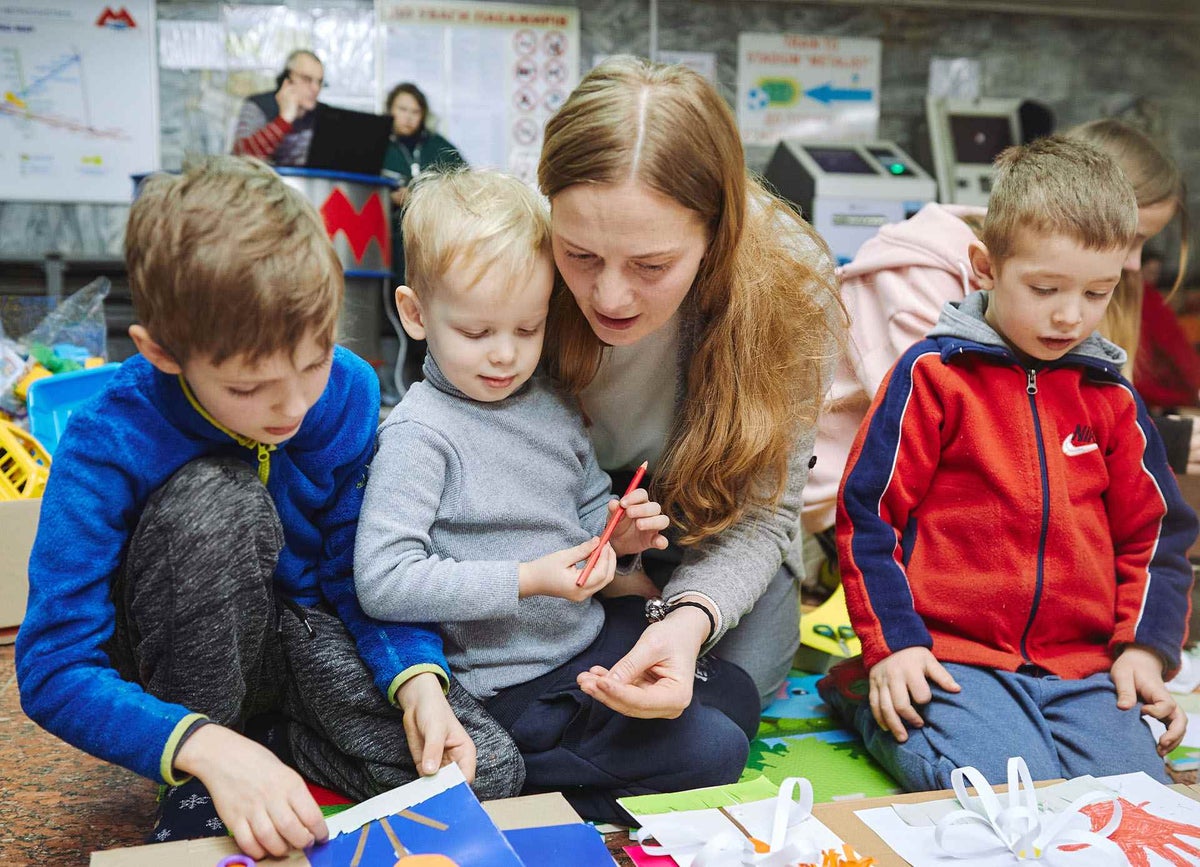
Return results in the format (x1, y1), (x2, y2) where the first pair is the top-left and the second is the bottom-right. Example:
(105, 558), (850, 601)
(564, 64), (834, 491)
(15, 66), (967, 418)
(382, 82), (468, 391)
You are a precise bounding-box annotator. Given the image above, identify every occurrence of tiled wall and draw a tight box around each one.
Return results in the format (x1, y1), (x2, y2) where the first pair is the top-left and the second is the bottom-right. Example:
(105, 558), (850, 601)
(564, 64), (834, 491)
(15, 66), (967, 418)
(3, 0), (1198, 280)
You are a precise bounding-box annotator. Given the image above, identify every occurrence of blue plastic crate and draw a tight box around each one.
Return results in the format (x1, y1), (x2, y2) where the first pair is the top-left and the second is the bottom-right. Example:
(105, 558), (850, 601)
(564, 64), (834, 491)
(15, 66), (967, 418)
(26, 363), (120, 456)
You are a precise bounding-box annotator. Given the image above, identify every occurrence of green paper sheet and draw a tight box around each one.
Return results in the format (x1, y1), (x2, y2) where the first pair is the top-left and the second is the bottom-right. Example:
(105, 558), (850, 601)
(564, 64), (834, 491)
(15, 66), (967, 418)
(617, 775), (779, 816)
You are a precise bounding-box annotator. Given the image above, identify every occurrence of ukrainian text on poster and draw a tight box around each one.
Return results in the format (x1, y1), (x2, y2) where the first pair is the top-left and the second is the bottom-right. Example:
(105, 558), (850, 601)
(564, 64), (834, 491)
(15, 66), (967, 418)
(737, 33), (880, 145)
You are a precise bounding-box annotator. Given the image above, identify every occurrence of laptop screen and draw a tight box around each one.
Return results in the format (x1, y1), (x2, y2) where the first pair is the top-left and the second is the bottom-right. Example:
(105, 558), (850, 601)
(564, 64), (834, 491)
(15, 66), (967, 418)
(305, 105), (392, 176)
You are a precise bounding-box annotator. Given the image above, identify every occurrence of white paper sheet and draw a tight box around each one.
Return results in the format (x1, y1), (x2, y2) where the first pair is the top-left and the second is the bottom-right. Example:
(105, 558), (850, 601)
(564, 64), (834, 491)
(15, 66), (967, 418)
(324, 762), (465, 838)
(855, 771), (1200, 867)
(630, 797), (845, 866)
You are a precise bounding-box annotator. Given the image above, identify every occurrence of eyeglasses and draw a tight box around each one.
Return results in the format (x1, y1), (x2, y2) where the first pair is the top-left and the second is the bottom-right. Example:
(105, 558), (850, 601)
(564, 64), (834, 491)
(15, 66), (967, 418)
(290, 71), (325, 89)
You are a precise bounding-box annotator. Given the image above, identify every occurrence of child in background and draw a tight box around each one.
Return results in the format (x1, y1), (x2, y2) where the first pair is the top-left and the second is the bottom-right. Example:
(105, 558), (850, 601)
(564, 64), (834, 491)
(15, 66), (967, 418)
(828, 136), (1197, 791)
(354, 168), (762, 823)
(15, 157), (523, 860)
(801, 202), (985, 561)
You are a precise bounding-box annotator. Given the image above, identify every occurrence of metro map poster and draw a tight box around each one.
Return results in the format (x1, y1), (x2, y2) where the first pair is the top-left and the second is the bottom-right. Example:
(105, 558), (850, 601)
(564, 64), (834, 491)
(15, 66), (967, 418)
(0, 1), (159, 203)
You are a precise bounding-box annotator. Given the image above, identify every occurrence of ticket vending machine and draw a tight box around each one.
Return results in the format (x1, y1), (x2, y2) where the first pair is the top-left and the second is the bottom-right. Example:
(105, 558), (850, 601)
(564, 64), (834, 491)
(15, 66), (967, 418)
(763, 140), (937, 265)
(926, 96), (1023, 206)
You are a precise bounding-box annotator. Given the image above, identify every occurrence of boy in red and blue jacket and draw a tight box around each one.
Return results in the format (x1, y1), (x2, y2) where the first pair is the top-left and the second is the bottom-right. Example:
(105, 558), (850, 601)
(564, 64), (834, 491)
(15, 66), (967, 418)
(828, 136), (1197, 791)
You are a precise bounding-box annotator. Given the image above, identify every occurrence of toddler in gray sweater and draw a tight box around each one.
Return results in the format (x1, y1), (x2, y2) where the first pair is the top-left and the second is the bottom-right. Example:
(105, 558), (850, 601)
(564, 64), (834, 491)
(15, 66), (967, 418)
(354, 169), (668, 700)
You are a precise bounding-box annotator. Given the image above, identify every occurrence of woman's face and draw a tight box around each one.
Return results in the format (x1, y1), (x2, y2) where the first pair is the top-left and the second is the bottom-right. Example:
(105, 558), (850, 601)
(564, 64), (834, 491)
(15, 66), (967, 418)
(551, 180), (710, 346)
(390, 93), (423, 137)
(1124, 198), (1176, 273)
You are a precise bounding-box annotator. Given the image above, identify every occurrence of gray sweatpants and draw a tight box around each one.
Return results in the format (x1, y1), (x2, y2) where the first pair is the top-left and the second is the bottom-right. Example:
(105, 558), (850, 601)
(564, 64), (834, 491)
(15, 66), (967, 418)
(107, 457), (524, 801)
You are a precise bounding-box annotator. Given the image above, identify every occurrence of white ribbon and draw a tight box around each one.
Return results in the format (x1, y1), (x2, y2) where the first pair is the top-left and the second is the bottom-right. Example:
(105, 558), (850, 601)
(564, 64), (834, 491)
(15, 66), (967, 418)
(933, 757), (1126, 864)
(634, 777), (823, 866)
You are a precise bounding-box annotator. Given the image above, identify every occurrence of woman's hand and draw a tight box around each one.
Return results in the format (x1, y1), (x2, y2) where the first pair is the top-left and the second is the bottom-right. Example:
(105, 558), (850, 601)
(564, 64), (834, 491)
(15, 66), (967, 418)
(576, 599), (711, 718)
(390, 186), (409, 208)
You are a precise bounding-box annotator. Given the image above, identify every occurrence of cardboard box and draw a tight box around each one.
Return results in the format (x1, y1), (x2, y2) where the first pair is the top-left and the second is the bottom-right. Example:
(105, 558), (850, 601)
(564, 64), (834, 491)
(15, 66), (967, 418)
(0, 496), (40, 637)
(90, 792), (583, 866)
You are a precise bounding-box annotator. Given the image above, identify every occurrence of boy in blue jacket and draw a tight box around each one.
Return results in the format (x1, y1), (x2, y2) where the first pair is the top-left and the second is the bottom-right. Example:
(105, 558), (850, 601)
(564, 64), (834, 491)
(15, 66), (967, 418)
(15, 156), (522, 859)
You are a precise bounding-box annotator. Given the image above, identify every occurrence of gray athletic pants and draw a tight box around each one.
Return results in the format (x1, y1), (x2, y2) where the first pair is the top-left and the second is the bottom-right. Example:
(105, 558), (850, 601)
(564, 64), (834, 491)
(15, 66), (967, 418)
(107, 457), (524, 801)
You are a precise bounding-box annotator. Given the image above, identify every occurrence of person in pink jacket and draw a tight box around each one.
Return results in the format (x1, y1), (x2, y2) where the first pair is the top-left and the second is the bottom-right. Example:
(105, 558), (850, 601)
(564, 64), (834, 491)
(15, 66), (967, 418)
(802, 203), (985, 541)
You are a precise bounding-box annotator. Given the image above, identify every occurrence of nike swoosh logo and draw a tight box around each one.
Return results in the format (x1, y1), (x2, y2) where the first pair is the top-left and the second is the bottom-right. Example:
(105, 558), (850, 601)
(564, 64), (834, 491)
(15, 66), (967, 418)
(1062, 434), (1099, 457)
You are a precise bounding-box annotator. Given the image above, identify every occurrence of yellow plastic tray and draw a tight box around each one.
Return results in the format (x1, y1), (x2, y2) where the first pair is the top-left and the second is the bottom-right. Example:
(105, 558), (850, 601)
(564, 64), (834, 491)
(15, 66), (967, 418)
(0, 420), (51, 500)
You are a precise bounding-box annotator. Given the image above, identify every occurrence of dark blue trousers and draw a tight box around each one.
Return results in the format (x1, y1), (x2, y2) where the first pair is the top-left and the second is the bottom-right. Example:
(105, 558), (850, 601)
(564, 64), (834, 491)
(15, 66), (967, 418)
(486, 597), (761, 824)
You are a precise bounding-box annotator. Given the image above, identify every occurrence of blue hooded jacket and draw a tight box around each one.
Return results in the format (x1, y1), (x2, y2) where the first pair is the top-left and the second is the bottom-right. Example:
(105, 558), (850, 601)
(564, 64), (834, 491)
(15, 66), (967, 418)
(16, 347), (448, 783)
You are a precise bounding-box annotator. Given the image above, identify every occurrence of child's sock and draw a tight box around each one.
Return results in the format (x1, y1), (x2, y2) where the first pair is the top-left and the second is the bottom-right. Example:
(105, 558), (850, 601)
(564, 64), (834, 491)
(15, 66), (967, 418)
(147, 777), (225, 844)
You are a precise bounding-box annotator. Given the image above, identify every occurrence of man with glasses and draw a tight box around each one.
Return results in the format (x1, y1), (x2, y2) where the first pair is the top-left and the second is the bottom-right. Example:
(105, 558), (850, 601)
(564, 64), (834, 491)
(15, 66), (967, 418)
(232, 49), (324, 166)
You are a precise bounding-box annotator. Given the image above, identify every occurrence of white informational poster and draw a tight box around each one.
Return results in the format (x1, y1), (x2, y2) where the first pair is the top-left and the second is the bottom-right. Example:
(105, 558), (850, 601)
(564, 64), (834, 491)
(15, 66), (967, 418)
(0, 1), (159, 203)
(737, 33), (880, 145)
(378, 0), (579, 184)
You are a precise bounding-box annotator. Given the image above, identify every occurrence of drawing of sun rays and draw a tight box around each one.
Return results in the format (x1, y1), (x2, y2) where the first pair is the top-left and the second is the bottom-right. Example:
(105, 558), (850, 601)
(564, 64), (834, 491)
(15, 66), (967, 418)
(346, 809), (457, 867)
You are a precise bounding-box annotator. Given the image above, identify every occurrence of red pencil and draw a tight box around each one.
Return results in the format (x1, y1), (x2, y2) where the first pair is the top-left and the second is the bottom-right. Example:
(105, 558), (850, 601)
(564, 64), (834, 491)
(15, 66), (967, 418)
(576, 460), (648, 587)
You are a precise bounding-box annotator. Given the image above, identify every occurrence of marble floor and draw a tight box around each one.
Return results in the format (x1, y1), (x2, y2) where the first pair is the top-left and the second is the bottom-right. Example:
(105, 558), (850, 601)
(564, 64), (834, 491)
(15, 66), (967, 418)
(0, 640), (157, 865)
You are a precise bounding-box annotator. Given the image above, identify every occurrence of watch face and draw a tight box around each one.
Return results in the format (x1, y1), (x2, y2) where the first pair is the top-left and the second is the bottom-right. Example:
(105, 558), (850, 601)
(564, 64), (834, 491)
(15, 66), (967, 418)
(645, 597), (666, 621)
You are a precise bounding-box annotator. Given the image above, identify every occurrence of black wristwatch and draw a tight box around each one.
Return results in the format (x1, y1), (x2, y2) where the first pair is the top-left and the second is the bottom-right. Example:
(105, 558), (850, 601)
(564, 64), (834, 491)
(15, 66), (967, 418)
(645, 597), (717, 643)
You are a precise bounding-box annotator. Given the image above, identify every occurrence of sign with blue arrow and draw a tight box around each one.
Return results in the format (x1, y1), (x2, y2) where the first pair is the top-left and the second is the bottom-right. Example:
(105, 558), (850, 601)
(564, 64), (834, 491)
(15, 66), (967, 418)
(804, 82), (875, 105)
(737, 33), (881, 145)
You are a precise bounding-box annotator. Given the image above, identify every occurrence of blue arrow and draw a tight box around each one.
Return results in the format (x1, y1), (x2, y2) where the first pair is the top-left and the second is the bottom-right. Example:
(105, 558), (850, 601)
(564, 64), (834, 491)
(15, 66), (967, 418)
(804, 82), (873, 104)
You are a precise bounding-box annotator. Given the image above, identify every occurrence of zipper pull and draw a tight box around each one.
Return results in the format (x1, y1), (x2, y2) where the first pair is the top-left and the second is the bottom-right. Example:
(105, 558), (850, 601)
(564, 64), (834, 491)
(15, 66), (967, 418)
(255, 443), (271, 485)
(1026, 369), (1037, 395)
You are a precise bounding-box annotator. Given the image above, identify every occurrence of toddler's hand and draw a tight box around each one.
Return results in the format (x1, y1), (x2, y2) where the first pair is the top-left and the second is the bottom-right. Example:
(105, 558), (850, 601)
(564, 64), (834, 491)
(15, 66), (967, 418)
(175, 723), (327, 860)
(607, 488), (669, 556)
(518, 537), (615, 602)
(868, 646), (961, 742)
(1112, 645), (1186, 755)
(396, 672), (477, 782)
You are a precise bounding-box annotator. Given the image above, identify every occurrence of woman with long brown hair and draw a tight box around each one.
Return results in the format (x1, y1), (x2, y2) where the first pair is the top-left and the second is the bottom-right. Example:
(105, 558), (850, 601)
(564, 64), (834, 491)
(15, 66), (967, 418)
(538, 56), (846, 718)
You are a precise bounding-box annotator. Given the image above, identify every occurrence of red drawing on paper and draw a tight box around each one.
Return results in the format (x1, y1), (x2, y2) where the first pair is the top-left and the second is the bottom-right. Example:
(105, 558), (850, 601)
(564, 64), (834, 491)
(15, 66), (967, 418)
(1074, 798), (1200, 867)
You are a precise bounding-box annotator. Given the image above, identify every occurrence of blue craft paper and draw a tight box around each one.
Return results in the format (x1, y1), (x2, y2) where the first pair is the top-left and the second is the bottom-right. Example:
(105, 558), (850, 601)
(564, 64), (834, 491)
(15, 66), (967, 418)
(306, 782), (523, 867)
(503, 823), (613, 866)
